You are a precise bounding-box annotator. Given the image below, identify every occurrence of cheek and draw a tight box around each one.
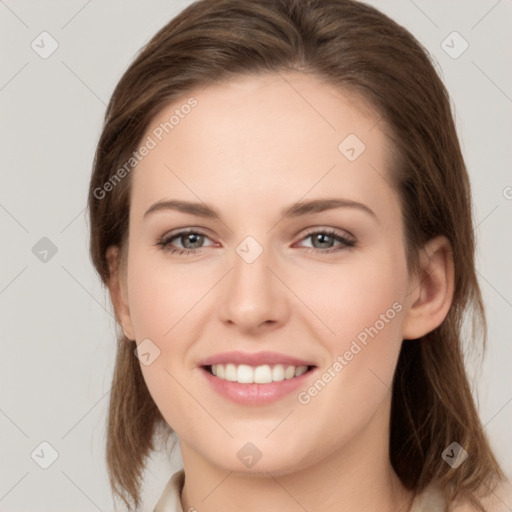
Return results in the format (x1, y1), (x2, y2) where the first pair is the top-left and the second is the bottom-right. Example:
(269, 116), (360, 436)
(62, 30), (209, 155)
(293, 248), (407, 408)
(126, 249), (211, 340)
(125, 249), (218, 411)
(291, 248), (407, 347)
(125, 250), (210, 432)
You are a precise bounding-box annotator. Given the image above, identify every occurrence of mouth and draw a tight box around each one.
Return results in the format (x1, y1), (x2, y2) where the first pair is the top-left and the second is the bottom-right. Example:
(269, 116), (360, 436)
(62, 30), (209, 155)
(197, 351), (319, 405)
(199, 362), (318, 406)
(201, 363), (317, 384)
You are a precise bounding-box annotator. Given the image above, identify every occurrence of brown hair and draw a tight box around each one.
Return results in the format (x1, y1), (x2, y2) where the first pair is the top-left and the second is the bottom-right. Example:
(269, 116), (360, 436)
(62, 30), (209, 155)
(87, 0), (505, 510)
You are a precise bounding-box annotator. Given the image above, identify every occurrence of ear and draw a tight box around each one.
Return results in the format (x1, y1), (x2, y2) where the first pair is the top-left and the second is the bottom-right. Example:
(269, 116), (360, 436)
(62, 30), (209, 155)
(402, 236), (455, 340)
(106, 245), (135, 341)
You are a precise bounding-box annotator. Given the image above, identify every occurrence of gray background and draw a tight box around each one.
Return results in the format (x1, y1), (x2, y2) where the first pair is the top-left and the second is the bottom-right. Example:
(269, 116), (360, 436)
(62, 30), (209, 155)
(1, 1), (511, 510)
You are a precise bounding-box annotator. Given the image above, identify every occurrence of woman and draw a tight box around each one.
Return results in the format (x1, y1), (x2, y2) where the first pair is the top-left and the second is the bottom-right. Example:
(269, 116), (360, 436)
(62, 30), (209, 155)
(87, 0), (508, 510)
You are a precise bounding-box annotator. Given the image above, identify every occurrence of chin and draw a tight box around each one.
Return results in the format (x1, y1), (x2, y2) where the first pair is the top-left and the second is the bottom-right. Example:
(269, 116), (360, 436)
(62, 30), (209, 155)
(205, 440), (313, 477)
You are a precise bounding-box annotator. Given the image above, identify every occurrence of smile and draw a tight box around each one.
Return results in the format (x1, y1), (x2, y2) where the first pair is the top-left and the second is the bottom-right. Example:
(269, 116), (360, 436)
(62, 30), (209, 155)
(206, 363), (311, 383)
(200, 364), (317, 406)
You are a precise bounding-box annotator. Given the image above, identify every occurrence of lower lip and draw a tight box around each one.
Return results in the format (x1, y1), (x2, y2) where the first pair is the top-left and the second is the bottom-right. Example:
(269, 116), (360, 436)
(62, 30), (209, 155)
(199, 366), (316, 406)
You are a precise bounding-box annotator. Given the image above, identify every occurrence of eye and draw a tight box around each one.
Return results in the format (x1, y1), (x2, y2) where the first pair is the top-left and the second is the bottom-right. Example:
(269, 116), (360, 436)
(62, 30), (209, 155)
(296, 229), (356, 254)
(156, 227), (356, 256)
(156, 229), (216, 255)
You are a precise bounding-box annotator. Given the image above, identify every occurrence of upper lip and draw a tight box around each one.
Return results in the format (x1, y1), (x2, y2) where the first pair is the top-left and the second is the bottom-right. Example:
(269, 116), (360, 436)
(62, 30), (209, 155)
(197, 351), (317, 368)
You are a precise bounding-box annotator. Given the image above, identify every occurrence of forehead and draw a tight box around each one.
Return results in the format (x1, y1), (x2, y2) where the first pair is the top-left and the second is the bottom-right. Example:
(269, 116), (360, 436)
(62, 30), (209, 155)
(131, 72), (396, 218)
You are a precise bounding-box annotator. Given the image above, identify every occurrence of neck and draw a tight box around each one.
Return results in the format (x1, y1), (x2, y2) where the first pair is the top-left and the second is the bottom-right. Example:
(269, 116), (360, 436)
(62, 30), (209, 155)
(179, 394), (414, 512)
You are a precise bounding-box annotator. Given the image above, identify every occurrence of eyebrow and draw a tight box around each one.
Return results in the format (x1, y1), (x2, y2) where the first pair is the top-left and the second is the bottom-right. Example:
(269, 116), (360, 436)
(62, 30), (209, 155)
(143, 198), (377, 221)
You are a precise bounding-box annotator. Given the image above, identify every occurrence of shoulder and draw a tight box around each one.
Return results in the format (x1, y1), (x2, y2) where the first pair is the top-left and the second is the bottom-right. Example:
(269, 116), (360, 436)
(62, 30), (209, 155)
(153, 468), (185, 512)
(410, 484), (446, 511)
(450, 480), (512, 512)
(411, 479), (512, 512)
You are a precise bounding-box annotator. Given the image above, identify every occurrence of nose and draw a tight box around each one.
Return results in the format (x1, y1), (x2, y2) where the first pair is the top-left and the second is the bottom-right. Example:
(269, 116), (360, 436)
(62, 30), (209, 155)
(219, 240), (290, 334)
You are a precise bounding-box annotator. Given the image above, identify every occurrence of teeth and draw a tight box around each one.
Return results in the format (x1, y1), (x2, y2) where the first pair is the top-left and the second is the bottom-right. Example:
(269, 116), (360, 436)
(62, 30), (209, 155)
(209, 363), (310, 383)
(225, 363), (237, 382)
(237, 364), (254, 383)
(295, 365), (308, 377)
(253, 364), (271, 383)
(284, 365), (295, 379)
(271, 365), (285, 382)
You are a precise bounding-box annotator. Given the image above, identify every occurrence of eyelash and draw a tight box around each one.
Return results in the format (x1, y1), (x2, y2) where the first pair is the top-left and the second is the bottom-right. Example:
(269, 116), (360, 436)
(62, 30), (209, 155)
(156, 228), (356, 256)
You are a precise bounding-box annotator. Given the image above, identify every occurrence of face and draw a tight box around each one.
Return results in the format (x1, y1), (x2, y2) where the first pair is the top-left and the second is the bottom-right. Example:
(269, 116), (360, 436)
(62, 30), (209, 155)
(115, 72), (417, 475)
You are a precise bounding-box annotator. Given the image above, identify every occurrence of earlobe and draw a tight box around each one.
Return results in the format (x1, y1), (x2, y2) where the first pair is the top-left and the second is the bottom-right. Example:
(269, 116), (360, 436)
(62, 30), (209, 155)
(402, 236), (455, 340)
(106, 245), (135, 341)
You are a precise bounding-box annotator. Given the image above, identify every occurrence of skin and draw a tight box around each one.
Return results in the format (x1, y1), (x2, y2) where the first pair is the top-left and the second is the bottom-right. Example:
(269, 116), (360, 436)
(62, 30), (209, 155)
(107, 72), (455, 512)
